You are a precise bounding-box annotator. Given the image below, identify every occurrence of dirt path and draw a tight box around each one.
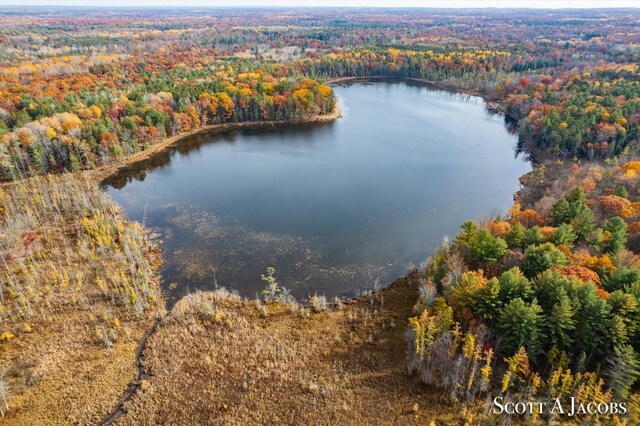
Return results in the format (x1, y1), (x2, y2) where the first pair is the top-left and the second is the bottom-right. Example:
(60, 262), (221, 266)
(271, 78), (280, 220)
(98, 316), (166, 425)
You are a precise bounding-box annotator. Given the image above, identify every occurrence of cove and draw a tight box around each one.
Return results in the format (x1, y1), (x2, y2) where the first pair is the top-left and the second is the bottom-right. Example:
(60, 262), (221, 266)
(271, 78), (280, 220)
(103, 80), (531, 304)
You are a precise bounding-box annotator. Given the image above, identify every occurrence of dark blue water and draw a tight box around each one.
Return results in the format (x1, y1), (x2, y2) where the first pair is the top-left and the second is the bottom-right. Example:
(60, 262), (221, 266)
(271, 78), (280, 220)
(104, 80), (530, 303)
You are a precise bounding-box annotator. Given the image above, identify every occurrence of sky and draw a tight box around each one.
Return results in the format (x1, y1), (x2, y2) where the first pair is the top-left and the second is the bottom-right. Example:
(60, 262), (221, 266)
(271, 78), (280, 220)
(6, 0), (639, 8)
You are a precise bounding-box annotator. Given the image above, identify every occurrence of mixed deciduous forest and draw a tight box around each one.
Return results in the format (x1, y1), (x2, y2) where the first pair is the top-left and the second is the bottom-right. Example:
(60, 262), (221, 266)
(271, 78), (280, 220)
(1, 6), (640, 425)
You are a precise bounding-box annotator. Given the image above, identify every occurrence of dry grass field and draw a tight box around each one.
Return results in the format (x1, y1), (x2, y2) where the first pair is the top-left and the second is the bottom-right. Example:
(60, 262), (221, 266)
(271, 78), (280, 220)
(115, 275), (470, 425)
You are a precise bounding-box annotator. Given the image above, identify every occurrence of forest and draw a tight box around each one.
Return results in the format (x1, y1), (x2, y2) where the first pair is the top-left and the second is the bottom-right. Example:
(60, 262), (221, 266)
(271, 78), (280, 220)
(1, 6), (640, 425)
(408, 160), (640, 415)
(1, 8), (639, 180)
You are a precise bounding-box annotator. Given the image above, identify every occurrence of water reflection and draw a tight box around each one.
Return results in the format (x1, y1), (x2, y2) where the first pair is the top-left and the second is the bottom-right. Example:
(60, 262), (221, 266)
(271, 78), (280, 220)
(103, 121), (336, 190)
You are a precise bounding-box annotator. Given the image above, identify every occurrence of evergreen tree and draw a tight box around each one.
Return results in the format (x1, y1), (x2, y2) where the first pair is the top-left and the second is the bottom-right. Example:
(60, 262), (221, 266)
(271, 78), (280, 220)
(550, 198), (573, 226)
(469, 229), (508, 264)
(0, 119), (9, 135)
(615, 186), (629, 198)
(571, 203), (596, 240)
(498, 267), (533, 304)
(505, 221), (525, 249)
(604, 345), (640, 400)
(566, 186), (587, 206)
(455, 221), (479, 248)
(454, 221), (478, 261)
(604, 267), (640, 292)
(574, 285), (613, 362)
(534, 269), (581, 312)
(523, 226), (545, 248)
(550, 223), (577, 248)
(603, 216), (628, 255)
(586, 228), (605, 249)
(547, 295), (576, 351)
(497, 298), (543, 356)
(449, 271), (485, 317)
(609, 314), (630, 348)
(474, 277), (501, 326)
(575, 351), (587, 373)
(13, 110), (32, 128)
(522, 243), (567, 278)
(608, 290), (638, 338)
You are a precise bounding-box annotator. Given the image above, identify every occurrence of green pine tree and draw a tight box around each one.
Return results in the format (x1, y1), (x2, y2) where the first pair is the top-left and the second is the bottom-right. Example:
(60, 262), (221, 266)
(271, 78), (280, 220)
(547, 295), (576, 351)
(603, 216), (628, 255)
(497, 298), (543, 356)
(475, 277), (502, 326)
(498, 267), (533, 304)
(505, 222), (525, 249)
(469, 229), (508, 264)
(550, 198), (573, 226)
(523, 226), (545, 248)
(571, 203), (596, 240)
(522, 243), (567, 278)
(604, 345), (640, 400)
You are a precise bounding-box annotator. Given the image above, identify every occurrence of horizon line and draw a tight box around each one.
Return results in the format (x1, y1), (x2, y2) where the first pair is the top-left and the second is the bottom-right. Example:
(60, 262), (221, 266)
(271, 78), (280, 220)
(3, 4), (640, 9)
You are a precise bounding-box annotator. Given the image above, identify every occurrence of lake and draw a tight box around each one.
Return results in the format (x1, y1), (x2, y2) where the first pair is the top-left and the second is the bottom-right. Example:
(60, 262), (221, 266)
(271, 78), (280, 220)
(104, 80), (531, 304)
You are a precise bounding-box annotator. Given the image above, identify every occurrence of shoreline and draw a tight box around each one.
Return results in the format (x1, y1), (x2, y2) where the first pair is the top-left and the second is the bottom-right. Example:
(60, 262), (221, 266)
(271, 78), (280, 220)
(92, 102), (342, 184)
(325, 75), (484, 98)
(325, 75), (517, 122)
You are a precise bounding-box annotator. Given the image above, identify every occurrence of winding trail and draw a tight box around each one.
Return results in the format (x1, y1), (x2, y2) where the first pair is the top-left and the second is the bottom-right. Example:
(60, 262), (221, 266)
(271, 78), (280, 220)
(98, 316), (165, 425)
